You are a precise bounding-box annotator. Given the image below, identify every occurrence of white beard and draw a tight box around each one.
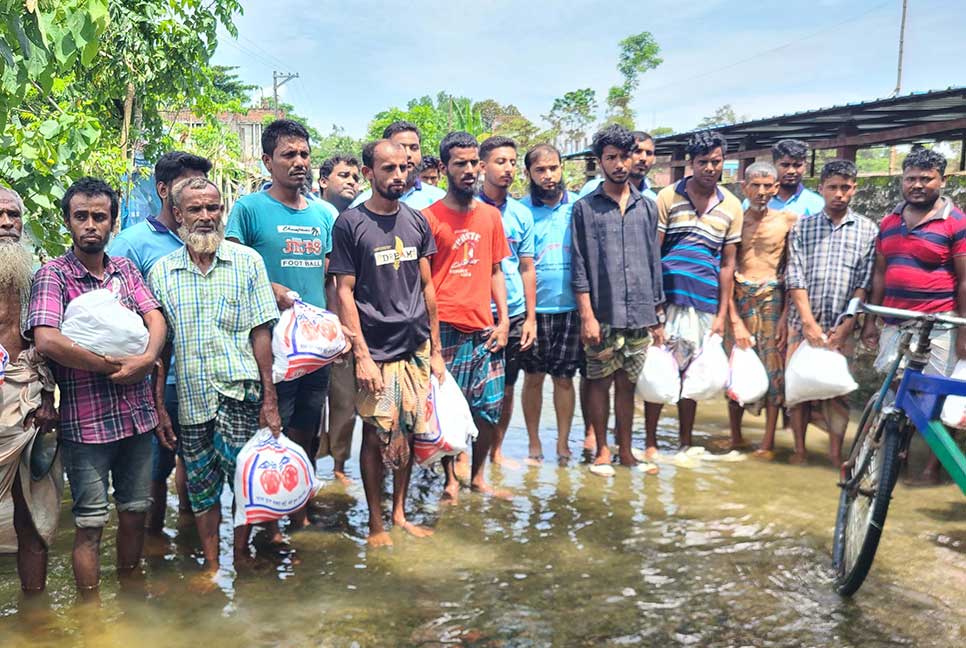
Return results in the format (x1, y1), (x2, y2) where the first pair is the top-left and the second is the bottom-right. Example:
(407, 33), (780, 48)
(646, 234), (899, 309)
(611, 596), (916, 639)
(0, 241), (34, 295)
(178, 220), (225, 255)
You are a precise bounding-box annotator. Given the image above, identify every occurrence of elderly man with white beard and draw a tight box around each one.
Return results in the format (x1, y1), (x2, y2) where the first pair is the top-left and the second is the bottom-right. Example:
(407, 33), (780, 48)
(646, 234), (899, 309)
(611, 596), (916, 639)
(0, 187), (61, 594)
(147, 177), (281, 580)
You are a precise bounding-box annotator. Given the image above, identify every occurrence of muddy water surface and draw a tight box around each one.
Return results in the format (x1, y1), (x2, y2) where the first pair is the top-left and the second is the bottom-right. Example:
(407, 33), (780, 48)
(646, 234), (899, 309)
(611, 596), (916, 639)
(1, 392), (964, 647)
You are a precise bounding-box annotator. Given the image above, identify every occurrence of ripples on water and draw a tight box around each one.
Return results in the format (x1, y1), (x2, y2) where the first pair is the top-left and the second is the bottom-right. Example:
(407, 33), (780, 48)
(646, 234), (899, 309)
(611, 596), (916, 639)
(1, 398), (964, 647)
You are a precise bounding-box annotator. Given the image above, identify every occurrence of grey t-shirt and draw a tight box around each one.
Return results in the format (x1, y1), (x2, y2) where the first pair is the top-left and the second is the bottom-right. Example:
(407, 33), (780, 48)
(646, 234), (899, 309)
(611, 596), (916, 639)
(328, 203), (437, 362)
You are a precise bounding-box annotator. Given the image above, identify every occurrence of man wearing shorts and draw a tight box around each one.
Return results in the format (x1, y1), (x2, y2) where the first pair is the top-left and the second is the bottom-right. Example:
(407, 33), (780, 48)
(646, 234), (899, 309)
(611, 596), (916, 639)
(572, 125), (665, 477)
(646, 131), (742, 453)
(424, 131), (511, 501)
(862, 148), (966, 482)
(330, 139), (444, 546)
(478, 135), (536, 467)
(726, 162), (797, 457)
(520, 144), (581, 462)
(150, 177), (281, 576)
(786, 160), (877, 464)
(227, 119), (334, 529)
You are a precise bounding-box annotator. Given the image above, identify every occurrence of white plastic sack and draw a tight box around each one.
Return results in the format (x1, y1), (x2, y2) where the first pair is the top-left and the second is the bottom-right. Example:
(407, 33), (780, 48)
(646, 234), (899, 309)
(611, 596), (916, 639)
(726, 346), (769, 406)
(60, 288), (148, 357)
(413, 370), (476, 466)
(234, 429), (319, 527)
(680, 333), (730, 401)
(941, 360), (966, 429)
(272, 299), (349, 383)
(784, 342), (858, 407)
(636, 345), (681, 404)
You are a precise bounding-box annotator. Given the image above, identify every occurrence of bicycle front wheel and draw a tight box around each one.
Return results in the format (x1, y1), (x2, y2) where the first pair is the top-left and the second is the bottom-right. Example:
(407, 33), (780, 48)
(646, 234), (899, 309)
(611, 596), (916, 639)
(832, 414), (904, 596)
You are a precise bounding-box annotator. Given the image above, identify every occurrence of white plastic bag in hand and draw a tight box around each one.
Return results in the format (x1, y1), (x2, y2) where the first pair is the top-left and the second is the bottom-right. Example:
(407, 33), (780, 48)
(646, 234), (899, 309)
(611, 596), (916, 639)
(726, 346), (769, 406)
(272, 299), (349, 383)
(60, 289), (148, 357)
(414, 370), (476, 466)
(636, 345), (681, 404)
(784, 342), (858, 407)
(680, 333), (730, 401)
(234, 429), (320, 527)
(941, 360), (966, 429)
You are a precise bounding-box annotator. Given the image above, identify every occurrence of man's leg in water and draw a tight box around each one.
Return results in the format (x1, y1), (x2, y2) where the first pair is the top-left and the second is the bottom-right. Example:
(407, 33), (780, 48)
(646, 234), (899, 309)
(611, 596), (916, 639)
(12, 473), (47, 592)
(327, 357), (357, 486)
(359, 424), (391, 546)
(522, 371), (545, 461)
(587, 375), (614, 466)
(677, 398), (697, 449)
(551, 375), (576, 459)
(789, 403), (810, 464)
(491, 383), (518, 468)
(614, 370), (637, 466)
(727, 400), (746, 448)
(644, 401), (663, 457)
(580, 375), (605, 455)
(392, 443), (432, 537)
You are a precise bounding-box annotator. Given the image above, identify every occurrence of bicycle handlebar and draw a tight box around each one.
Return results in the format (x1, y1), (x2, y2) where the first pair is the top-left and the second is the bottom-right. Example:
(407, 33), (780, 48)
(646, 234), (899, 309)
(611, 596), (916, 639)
(843, 298), (966, 328)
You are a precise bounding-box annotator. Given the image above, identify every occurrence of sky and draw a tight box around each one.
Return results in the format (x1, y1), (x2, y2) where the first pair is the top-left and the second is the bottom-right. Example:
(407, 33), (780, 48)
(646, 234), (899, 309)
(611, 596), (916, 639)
(212, 0), (966, 142)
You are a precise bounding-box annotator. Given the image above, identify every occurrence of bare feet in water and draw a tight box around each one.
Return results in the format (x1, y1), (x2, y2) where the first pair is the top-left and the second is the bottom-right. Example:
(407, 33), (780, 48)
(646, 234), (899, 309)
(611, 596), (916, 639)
(367, 531), (393, 547)
(441, 481), (460, 505)
(187, 568), (220, 594)
(454, 453), (471, 483)
(470, 480), (513, 500)
(394, 517), (434, 538)
(525, 454), (544, 466)
(789, 452), (808, 466)
(490, 450), (521, 470)
(333, 471), (354, 487)
(752, 448), (775, 461)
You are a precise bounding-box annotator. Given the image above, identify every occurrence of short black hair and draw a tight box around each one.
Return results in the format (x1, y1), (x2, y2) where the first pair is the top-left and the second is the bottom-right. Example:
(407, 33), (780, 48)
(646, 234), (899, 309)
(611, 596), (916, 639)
(630, 130), (654, 143)
(479, 135), (517, 161)
(61, 177), (119, 223)
(439, 131), (478, 165)
(592, 124), (635, 158)
(419, 156), (440, 171)
(362, 139), (393, 169)
(382, 120), (420, 140)
(524, 144), (562, 170)
(772, 139), (808, 161)
(319, 154), (360, 180)
(154, 151), (212, 187)
(902, 148), (947, 176)
(820, 159), (858, 183)
(261, 119), (310, 156)
(687, 130), (727, 158)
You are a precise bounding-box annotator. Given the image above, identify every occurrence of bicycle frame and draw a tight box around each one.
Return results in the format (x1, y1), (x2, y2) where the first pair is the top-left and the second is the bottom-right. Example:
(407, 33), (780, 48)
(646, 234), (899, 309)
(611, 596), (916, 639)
(895, 368), (966, 494)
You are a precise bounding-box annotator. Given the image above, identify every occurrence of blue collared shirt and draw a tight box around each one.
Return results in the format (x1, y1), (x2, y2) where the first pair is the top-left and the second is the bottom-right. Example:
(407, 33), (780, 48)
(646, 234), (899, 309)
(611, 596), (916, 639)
(579, 176), (657, 202)
(349, 177), (446, 211)
(520, 191), (578, 313)
(478, 191), (535, 319)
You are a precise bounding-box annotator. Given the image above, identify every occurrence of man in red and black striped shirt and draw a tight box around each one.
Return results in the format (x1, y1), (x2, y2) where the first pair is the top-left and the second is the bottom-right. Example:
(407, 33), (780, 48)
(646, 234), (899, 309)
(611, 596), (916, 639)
(863, 148), (966, 484)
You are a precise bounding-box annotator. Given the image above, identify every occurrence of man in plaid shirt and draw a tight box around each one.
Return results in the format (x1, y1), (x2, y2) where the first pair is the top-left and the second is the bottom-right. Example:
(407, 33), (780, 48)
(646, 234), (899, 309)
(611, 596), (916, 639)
(26, 178), (168, 596)
(149, 177), (280, 579)
(785, 160), (877, 465)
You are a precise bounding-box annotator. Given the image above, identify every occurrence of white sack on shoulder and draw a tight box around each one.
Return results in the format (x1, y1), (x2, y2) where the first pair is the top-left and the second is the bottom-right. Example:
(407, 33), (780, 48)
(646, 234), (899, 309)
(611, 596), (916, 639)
(784, 342), (858, 407)
(60, 289), (149, 357)
(726, 346), (769, 406)
(636, 345), (681, 404)
(680, 333), (729, 401)
(272, 299), (349, 383)
(941, 360), (966, 430)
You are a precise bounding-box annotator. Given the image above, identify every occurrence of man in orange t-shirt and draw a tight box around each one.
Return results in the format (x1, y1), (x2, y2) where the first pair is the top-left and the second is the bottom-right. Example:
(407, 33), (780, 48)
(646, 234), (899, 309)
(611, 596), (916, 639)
(423, 131), (511, 502)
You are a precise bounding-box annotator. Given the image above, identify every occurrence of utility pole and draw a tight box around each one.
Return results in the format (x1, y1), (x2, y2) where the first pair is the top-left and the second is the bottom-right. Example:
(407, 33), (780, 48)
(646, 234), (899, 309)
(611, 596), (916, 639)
(272, 70), (299, 118)
(889, 0), (908, 175)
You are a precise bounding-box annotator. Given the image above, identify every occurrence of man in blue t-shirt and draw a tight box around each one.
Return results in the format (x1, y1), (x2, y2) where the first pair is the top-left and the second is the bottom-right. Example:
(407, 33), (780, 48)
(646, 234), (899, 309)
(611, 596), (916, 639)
(226, 119), (334, 529)
(478, 136), (535, 469)
(518, 144), (583, 464)
(350, 121), (445, 211)
(740, 139), (825, 216)
(108, 150), (211, 539)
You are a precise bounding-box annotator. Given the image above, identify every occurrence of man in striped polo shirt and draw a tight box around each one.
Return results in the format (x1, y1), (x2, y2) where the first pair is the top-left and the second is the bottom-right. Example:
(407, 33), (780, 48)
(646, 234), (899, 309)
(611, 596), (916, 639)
(646, 131), (742, 453)
(863, 148), (966, 484)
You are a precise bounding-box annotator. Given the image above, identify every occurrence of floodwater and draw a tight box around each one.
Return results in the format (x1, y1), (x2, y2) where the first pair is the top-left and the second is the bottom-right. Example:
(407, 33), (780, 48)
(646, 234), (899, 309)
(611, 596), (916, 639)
(1, 389), (965, 647)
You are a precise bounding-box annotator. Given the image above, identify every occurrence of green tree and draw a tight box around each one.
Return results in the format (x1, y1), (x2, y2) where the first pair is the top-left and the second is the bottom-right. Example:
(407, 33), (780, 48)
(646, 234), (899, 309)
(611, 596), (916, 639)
(697, 104), (746, 128)
(544, 88), (597, 153)
(605, 31), (663, 128)
(0, 0), (242, 256)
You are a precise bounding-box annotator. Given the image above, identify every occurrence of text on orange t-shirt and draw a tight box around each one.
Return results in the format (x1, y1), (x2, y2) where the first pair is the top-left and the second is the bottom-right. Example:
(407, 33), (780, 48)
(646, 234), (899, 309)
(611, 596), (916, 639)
(423, 200), (511, 332)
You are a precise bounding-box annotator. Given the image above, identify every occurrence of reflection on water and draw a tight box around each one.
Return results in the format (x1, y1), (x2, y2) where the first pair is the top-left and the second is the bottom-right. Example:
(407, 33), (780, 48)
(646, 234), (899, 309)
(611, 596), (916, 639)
(1, 392), (965, 647)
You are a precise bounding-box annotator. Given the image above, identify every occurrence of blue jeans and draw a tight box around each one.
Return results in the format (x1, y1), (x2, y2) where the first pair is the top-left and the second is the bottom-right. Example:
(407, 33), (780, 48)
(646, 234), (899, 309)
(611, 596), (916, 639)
(61, 432), (154, 528)
(152, 383), (180, 482)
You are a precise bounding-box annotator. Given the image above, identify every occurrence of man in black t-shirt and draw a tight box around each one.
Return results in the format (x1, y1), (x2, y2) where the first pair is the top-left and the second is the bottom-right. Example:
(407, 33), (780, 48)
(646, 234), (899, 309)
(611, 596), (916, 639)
(329, 139), (444, 547)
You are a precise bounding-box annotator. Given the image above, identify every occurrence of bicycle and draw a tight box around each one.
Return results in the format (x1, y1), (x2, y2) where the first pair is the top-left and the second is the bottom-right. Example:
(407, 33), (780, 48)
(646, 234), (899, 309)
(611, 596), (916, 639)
(831, 298), (966, 596)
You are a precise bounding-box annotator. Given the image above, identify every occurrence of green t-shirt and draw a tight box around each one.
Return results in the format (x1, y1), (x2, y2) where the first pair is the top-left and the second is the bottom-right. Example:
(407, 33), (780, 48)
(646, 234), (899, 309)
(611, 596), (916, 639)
(226, 191), (335, 309)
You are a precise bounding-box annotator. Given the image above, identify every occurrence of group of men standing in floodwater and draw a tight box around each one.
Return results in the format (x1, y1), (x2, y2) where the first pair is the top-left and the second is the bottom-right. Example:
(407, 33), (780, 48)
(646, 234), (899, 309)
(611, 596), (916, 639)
(1, 115), (963, 596)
